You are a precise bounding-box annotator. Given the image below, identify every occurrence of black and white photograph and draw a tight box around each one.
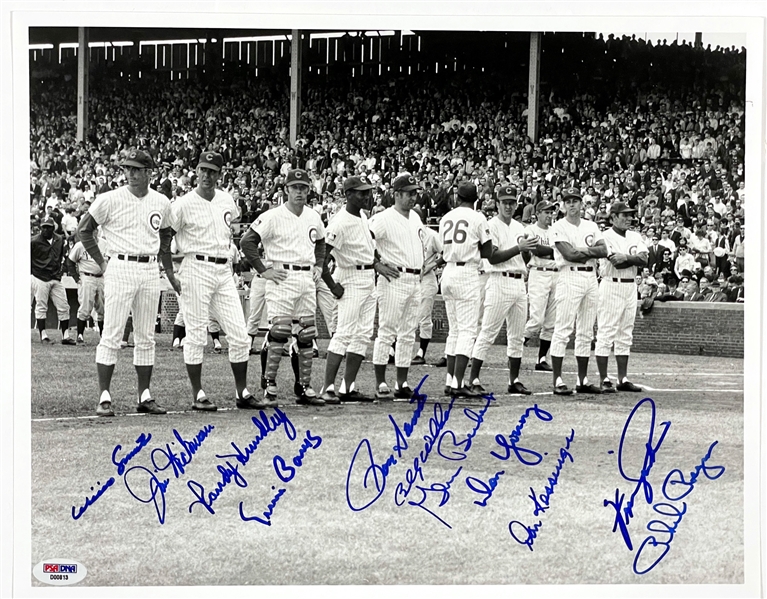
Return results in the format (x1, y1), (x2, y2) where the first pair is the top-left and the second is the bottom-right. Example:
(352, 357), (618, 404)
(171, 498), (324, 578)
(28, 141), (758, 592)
(3, 2), (765, 597)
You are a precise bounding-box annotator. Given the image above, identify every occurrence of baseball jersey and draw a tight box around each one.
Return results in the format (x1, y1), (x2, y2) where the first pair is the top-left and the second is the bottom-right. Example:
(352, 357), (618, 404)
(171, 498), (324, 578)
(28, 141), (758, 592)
(325, 209), (375, 268)
(421, 226), (443, 263)
(252, 204), (325, 267)
(89, 186), (171, 256)
(549, 217), (603, 269)
(439, 206), (492, 266)
(369, 207), (424, 270)
(599, 229), (648, 279)
(525, 223), (557, 268)
(484, 216), (527, 274)
(168, 189), (240, 259)
(69, 240), (106, 275)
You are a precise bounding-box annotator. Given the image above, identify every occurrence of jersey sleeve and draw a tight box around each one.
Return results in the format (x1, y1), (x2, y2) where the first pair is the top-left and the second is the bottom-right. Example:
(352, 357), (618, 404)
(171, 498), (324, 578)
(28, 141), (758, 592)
(368, 213), (385, 242)
(476, 215), (492, 245)
(432, 229), (443, 253)
(251, 210), (272, 240)
(88, 193), (110, 225)
(325, 217), (345, 249)
(549, 221), (567, 244)
(167, 199), (184, 232)
(314, 211), (326, 241)
(591, 222), (604, 243)
(68, 243), (82, 262)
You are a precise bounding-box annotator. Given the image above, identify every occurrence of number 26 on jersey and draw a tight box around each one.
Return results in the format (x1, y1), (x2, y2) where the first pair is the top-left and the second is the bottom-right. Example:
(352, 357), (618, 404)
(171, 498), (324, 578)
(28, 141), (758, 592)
(442, 220), (469, 245)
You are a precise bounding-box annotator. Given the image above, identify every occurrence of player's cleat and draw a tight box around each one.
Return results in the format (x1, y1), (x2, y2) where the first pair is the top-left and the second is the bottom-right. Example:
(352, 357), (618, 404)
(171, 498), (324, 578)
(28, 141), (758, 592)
(320, 389), (340, 404)
(394, 385), (413, 400)
(193, 397), (218, 411)
(237, 393), (272, 410)
(575, 383), (603, 394)
(249, 347), (259, 355)
(213, 340), (222, 353)
(469, 382), (487, 395)
(508, 381), (532, 395)
(553, 384), (573, 396)
(172, 338), (181, 349)
(120, 341), (134, 349)
(411, 355), (426, 365)
(137, 399), (167, 414)
(375, 383), (393, 400)
(601, 380), (617, 394)
(296, 384), (325, 406)
(263, 384), (280, 407)
(95, 401), (115, 417)
(433, 357), (447, 368)
(77, 335), (84, 345)
(443, 385), (452, 396)
(616, 381), (643, 392)
(61, 337), (76, 346)
(260, 376), (267, 390)
(40, 334), (50, 344)
(293, 381), (304, 397)
(451, 386), (479, 398)
(535, 360), (553, 372)
(339, 389), (370, 402)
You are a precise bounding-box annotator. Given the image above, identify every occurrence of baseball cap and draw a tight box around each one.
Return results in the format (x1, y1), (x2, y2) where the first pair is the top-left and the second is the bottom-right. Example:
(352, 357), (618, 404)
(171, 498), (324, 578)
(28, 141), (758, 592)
(562, 188), (582, 201)
(536, 200), (556, 212)
(121, 149), (155, 169)
(392, 174), (420, 192)
(343, 174), (375, 192)
(497, 185), (518, 201)
(285, 169), (311, 187)
(609, 201), (638, 215)
(40, 216), (55, 228)
(457, 181), (478, 202)
(197, 151), (224, 172)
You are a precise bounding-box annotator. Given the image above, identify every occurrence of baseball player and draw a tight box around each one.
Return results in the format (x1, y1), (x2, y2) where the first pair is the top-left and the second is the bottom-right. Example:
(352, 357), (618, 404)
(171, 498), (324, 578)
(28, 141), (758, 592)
(548, 188), (609, 395)
(438, 181), (493, 397)
(468, 186), (538, 395)
(368, 174), (425, 400)
(67, 227), (106, 343)
(240, 168), (327, 406)
(411, 205), (442, 365)
(162, 151), (262, 411)
(31, 216), (75, 344)
(595, 202), (648, 393)
(76, 149), (171, 416)
(319, 174), (377, 402)
(523, 200), (559, 370)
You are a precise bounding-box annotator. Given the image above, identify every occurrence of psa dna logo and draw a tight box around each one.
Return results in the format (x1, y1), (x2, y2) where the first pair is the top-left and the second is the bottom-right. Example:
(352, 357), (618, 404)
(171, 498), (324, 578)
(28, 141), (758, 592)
(148, 210), (163, 232)
(34, 559), (87, 585)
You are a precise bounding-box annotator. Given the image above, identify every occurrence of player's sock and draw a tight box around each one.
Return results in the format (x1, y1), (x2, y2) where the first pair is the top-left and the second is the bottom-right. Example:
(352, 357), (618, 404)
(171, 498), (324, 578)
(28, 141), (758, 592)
(98, 321), (104, 335)
(99, 390), (111, 405)
(140, 388), (151, 403)
(539, 339), (551, 361)
(76, 319), (87, 338)
(446, 373), (452, 386)
(418, 337), (430, 356)
(60, 319), (71, 339)
(337, 380), (346, 394)
(555, 376), (564, 387)
(290, 346), (300, 382)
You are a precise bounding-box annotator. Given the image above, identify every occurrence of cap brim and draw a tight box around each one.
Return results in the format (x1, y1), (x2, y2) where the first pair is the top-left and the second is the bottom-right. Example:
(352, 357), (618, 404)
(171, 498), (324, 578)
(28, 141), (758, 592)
(121, 159), (151, 169)
(349, 183), (375, 191)
(286, 180), (311, 187)
(562, 194), (582, 201)
(498, 196), (518, 202)
(197, 162), (221, 172)
(398, 184), (420, 192)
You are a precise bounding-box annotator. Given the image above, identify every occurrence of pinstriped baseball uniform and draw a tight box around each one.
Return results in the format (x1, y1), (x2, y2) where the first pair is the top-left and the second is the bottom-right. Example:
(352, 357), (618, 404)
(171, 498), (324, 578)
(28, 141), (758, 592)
(549, 218), (602, 358)
(89, 186), (170, 366)
(596, 229), (647, 356)
(369, 207), (424, 367)
(439, 206), (492, 357)
(246, 256), (271, 337)
(168, 189), (249, 364)
(524, 222), (558, 341)
(472, 216), (528, 361)
(69, 240), (105, 322)
(326, 209), (376, 356)
(252, 203), (325, 321)
(417, 226), (442, 340)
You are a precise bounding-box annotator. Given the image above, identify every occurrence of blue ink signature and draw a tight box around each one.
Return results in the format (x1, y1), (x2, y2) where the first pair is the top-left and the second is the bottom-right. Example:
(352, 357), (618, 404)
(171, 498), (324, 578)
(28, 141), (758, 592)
(437, 392), (496, 461)
(150, 425), (215, 479)
(491, 404), (553, 465)
(123, 466), (170, 524)
(187, 461), (248, 515)
(273, 430), (323, 482)
(216, 409), (297, 466)
(632, 441), (725, 575)
(112, 432), (152, 475)
(239, 486), (287, 526)
(406, 466), (464, 528)
(71, 477), (116, 520)
(508, 429), (576, 551)
(466, 470), (506, 507)
(603, 398), (671, 551)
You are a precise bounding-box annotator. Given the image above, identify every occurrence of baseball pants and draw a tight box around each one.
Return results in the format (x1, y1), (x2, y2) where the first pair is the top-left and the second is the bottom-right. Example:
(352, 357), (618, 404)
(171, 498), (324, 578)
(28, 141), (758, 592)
(174, 303), (222, 333)
(177, 257), (249, 364)
(476, 271), (490, 332)
(246, 274), (269, 336)
(265, 270), (317, 323)
(77, 275), (105, 322)
(96, 259), (160, 366)
(417, 272), (439, 339)
(327, 268), (376, 356)
(550, 270), (599, 358)
(33, 276), (70, 321)
(441, 264), (480, 357)
(316, 278), (338, 336)
(595, 280), (638, 356)
(472, 274), (528, 361)
(372, 273), (420, 367)
(524, 269), (558, 341)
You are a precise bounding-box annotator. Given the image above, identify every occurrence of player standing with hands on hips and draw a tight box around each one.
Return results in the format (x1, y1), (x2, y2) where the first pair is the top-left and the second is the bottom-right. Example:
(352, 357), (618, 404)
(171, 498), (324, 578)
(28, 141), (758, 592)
(438, 181), (493, 397)
(67, 226), (106, 343)
(161, 151), (262, 411)
(548, 188), (609, 395)
(240, 169), (327, 406)
(595, 202), (647, 393)
(77, 149), (171, 416)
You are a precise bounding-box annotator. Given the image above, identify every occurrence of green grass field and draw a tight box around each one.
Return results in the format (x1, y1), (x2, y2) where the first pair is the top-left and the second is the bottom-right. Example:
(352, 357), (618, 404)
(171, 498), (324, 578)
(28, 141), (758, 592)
(30, 330), (744, 586)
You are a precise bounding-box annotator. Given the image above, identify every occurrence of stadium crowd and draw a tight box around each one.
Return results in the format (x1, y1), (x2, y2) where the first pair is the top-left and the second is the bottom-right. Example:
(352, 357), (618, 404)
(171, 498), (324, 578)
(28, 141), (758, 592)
(30, 33), (746, 304)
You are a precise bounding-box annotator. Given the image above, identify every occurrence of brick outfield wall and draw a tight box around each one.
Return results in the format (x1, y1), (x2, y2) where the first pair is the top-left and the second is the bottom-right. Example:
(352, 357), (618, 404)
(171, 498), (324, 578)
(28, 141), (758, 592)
(157, 291), (744, 358)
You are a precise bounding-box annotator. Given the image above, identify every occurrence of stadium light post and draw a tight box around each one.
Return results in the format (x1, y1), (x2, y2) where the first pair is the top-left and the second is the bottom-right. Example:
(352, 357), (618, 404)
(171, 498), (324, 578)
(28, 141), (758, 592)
(76, 27), (89, 142)
(526, 32), (541, 143)
(289, 29), (305, 148)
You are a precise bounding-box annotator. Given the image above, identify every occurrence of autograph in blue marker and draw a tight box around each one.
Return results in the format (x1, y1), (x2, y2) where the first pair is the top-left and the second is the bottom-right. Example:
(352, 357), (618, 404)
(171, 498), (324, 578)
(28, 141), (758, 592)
(491, 404), (553, 466)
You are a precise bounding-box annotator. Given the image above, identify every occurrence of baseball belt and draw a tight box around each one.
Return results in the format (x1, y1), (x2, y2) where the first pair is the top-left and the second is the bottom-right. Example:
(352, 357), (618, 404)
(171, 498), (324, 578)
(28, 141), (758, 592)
(395, 266), (421, 275)
(81, 272), (103, 278)
(499, 272), (524, 279)
(281, 264), (311, 271)
(117, 254), (157, 263)
(533, 266), (558, 272)
(195, 254), (228, 265)
(565, 266), (594, 272)
(355, 264), (375, 270)
(610, 277), (635, 283)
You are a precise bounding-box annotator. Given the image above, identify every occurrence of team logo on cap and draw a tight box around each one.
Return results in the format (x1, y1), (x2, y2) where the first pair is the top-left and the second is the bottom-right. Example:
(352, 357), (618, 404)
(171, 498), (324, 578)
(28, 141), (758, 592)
(129, 151), (137, 159)
(628, 245), (638, 255)
(223, 210), (232, 227)
(585, 234), (595, 247)
(206, 153), (214, 161)
(408, 176), (416, 184)
(308, 226), (318, 243)
(360, 175), (368, 184)
(506, 187), (514, 195)
(148, 210), (162, 231)
(295, 171), (304, 179)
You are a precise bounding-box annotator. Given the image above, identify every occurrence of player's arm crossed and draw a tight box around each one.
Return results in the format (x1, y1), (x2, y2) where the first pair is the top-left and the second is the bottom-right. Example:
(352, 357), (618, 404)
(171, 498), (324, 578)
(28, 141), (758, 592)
(240, 228), (287, 284)
(609, 250), (649, 270)
(159, 226), (181, 294)
(487, 235), (538, 264)
(554, 239), (609, 263)
(76, 213), (106, 274)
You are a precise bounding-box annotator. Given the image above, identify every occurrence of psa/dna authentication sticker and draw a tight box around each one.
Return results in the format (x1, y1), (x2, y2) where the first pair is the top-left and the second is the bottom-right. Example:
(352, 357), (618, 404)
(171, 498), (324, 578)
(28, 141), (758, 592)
(33, 559), (87, 585)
